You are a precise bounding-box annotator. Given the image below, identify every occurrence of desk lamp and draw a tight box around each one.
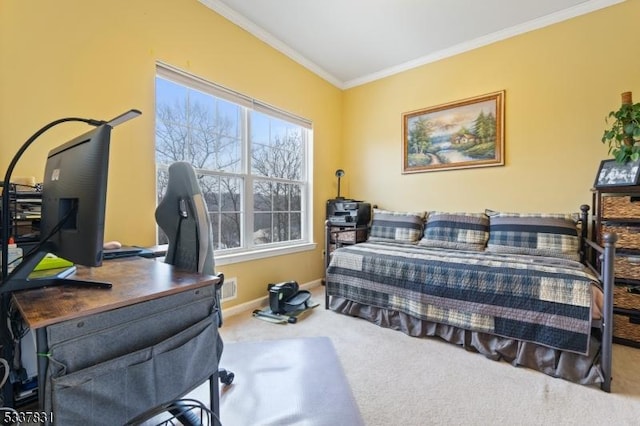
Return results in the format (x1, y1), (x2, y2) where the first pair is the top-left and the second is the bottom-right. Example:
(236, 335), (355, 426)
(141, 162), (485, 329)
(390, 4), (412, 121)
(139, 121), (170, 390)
(335, 169), (345, 200)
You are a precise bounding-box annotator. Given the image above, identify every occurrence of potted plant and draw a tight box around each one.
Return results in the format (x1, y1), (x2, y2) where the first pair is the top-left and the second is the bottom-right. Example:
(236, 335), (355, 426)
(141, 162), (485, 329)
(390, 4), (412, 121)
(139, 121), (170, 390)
(601, 91), (640, 163)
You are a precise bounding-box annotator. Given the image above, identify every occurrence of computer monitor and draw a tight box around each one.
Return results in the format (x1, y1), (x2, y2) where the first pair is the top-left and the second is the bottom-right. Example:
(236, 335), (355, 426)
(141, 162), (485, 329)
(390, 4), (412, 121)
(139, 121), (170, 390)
(0, 125), (114, 293)
(40, 124), (111, 267)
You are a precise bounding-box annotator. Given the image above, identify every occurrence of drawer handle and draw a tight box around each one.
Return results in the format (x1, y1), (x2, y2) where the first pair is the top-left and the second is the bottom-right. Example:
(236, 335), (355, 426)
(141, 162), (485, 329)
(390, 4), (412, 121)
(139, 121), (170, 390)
(625, 257), (640, 264)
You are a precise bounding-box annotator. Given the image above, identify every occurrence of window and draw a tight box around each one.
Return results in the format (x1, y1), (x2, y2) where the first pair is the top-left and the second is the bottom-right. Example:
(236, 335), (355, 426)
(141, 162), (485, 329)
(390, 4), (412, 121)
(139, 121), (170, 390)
(155, 64), (313, 263)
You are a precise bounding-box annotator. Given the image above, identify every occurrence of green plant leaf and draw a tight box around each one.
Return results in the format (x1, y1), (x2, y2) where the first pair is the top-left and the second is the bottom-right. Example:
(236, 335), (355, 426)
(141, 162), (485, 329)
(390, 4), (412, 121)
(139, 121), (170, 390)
(625, 123), (636, 135)
(602, 100), (640, 161)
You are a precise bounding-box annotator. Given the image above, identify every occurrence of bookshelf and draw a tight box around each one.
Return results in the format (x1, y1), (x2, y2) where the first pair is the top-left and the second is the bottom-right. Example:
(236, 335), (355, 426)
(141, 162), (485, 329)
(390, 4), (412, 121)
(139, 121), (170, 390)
(1, 185), (42, 245)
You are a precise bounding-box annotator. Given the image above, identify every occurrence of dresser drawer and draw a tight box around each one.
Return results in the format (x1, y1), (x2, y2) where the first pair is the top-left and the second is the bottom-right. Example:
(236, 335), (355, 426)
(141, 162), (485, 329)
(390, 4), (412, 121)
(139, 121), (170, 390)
(602, 223), (640, 250)
(613, 309), (640, 347)
(330, 226), (368, 244)
(614, 254), (640, 280)
(602, 195), (640, 219)
(614, 284), (640, 310)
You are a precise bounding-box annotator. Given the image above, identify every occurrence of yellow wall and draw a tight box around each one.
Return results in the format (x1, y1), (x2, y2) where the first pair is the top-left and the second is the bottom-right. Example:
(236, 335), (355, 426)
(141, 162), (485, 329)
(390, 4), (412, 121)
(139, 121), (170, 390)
(2, 0), (639, 307)
(0, 0), (342, 307)
(341, 0), (640, 214)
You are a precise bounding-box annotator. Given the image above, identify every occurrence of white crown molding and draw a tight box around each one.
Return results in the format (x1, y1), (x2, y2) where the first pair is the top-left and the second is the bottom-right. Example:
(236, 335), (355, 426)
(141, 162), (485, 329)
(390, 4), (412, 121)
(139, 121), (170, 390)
(200, 0), (625, 90)
(198, 0), (344, 88)
(342, 0), (625, 89)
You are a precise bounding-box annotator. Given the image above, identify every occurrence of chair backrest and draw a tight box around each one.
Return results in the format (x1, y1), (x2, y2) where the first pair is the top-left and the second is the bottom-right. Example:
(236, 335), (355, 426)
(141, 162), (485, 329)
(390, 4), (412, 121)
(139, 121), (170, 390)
(155, 162), (215, 275)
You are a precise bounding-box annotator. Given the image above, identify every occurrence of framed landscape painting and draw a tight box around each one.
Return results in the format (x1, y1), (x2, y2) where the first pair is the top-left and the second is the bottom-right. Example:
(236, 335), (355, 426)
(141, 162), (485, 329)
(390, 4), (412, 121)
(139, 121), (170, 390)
(402, 91), (505, 173)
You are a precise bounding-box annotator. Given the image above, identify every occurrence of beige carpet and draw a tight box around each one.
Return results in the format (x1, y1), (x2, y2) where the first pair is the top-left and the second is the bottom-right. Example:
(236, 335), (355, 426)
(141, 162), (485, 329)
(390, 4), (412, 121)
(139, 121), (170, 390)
(209, 286), (640, 426)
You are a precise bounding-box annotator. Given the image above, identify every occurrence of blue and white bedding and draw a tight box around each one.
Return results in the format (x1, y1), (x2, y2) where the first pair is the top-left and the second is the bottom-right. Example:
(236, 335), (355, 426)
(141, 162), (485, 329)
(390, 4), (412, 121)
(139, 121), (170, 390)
(326, 241), (602, 355)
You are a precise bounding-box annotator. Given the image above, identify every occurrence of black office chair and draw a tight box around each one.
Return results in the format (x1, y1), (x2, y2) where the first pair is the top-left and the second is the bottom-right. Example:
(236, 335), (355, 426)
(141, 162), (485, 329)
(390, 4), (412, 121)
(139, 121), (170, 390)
(152, 162), (233, 425)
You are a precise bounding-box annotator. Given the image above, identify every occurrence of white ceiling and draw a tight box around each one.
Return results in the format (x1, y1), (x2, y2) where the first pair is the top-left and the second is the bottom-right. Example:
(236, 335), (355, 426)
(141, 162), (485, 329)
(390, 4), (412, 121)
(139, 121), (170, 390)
(200, 0), (624, 89)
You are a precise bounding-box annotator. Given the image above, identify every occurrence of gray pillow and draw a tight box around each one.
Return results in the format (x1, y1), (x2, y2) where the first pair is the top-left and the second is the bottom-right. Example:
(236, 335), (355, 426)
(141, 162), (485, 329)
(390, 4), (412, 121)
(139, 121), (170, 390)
(368, 209), (426, 243)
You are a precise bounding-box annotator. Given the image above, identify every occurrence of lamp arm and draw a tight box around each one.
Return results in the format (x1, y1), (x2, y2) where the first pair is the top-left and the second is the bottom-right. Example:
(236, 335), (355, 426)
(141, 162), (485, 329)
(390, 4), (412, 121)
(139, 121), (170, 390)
(1, 117), (105, 280)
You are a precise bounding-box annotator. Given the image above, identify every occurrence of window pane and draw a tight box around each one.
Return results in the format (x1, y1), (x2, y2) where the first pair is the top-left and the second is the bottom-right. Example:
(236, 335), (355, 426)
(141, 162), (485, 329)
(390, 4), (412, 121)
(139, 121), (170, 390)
(209, 212), (220, 248)
(290, 184), (301, 211)
(156, 169), (169, 244)
(273, 212), (289, 242)
(253, 180), (272, 212)
(198, 174), (219, 212)
(220, 177), (241, 212)
(250, 111), (303, 180)
(254, 212), (272, 245)
(252, 180), (302, 245)
(221, 212), (241, 249)
(156, 79), (242, 173)
(291, 213), (301, 240)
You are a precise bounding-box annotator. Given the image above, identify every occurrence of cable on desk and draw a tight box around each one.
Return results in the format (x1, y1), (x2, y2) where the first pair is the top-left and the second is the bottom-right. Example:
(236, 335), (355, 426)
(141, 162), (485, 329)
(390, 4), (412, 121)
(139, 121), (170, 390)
(7, 300), (28, 342)
(0, 356), (18, 414)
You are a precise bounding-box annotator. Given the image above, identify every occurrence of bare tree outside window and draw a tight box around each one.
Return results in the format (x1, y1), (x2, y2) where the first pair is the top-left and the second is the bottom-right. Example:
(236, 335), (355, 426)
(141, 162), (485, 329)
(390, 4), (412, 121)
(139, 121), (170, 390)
(251, 111), (304, 245)
(155, 73), (309, 253)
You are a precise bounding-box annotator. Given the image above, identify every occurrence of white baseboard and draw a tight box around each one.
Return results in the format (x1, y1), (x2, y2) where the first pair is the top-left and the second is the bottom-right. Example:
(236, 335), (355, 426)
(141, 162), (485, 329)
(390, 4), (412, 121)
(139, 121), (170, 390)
(222, 279), (323, 318)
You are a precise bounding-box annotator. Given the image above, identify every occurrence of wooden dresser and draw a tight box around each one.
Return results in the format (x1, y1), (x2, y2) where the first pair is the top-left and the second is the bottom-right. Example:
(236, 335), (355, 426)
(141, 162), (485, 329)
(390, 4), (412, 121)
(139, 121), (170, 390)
(592, 186), (640, 347)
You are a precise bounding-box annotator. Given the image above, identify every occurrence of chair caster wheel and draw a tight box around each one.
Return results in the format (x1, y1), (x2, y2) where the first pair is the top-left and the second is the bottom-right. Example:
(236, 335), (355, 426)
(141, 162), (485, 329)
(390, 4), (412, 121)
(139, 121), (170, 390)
(288, 317), (297, 324)
(219, 369), (235, 385)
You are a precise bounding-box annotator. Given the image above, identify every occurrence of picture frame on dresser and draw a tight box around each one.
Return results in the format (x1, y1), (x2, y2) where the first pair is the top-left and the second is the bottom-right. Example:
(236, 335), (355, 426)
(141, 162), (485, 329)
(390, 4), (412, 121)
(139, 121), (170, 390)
(594, 159), (640, 188)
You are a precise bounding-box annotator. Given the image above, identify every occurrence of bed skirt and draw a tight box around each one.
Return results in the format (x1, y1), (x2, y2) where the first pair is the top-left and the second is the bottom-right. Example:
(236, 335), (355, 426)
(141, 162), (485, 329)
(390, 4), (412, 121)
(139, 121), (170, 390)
(329, 296), (604, 386)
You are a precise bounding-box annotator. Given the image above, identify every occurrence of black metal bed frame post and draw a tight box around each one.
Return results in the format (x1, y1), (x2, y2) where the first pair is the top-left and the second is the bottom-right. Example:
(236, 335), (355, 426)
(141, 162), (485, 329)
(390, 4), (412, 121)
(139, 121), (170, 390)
(581, 203), (615, 392)
(600, 232), (617, 392)
(324, 220), (330, 309)
(579, 204), (590, 264)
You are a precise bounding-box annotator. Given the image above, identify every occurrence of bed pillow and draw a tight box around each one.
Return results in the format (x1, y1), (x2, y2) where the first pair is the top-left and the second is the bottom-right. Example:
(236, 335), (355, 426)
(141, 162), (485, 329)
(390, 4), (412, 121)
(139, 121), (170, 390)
(368, 209), (426, 243)
(419, 212), (489, 251)
(485, 210), (580, 260)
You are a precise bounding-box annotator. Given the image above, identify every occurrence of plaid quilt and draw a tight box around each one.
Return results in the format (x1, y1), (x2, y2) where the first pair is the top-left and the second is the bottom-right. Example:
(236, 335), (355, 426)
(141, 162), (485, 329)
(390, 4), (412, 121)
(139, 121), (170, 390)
(326, 241), (600, 355)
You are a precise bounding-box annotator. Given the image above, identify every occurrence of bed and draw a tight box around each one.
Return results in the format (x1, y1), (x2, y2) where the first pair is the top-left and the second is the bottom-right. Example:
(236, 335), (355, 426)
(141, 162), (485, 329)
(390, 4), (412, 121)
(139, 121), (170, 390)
(324, 205), (616, 391)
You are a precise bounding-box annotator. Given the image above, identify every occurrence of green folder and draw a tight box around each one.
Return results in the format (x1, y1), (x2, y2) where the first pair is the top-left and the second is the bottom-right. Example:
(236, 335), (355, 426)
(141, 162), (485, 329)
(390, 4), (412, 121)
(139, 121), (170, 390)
(34, 255), (74, 271)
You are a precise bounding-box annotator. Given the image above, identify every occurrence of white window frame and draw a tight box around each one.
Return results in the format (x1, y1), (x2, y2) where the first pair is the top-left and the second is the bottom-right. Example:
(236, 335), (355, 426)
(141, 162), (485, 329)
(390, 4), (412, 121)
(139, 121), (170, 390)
(155, 63), (315, 265)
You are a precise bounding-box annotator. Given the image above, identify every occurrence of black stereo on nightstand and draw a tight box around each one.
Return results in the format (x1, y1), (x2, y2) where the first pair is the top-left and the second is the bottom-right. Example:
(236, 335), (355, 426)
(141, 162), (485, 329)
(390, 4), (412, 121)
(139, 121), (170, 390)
(326, 199), (371, 227)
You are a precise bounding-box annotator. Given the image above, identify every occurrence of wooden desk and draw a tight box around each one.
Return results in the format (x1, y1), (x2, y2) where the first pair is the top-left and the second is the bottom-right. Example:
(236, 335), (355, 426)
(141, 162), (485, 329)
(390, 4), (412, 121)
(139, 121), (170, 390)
(11, 257), (221, 425)
(14, 256), (219, 329)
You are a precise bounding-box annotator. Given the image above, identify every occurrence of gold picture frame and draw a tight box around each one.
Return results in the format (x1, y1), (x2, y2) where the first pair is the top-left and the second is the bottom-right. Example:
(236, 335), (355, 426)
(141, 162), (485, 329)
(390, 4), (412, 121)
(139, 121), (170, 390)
(402, 91), (505, 173)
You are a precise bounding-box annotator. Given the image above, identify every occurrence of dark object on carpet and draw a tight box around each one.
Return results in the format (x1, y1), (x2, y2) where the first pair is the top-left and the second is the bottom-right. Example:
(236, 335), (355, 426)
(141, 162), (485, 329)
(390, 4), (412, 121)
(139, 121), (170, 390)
(268, 281), (311, 314)
(253, 299), (319, 324)
(219, 336), (364, 426)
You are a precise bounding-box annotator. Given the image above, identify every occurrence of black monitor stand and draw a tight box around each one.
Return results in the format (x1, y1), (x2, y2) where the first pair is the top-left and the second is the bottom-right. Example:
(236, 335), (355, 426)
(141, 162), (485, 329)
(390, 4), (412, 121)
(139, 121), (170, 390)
(0, 243), (112, 295)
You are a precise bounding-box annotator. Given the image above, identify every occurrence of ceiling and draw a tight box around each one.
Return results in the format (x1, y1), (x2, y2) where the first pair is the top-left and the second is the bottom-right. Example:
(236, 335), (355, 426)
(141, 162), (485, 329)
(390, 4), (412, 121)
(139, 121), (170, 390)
(200, 0), (623, 89)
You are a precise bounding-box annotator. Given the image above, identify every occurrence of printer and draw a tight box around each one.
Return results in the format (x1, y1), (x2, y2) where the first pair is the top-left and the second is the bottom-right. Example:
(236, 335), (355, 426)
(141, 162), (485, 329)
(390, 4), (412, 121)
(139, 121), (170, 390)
(326, 199), (371, 227)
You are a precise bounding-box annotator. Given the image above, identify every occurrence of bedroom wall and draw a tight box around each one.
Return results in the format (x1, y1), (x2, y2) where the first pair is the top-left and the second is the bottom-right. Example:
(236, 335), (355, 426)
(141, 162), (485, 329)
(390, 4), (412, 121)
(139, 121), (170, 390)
(0, 0), (342, 307)
(340, 0), (640, 214)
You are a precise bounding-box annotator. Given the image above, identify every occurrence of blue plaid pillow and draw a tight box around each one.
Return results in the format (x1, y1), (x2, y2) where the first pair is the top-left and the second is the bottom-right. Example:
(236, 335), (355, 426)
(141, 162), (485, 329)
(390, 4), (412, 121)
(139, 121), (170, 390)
(419, 212), (489, 251)
(369, 209), (426, 243)
(485, 210), (580, 260)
